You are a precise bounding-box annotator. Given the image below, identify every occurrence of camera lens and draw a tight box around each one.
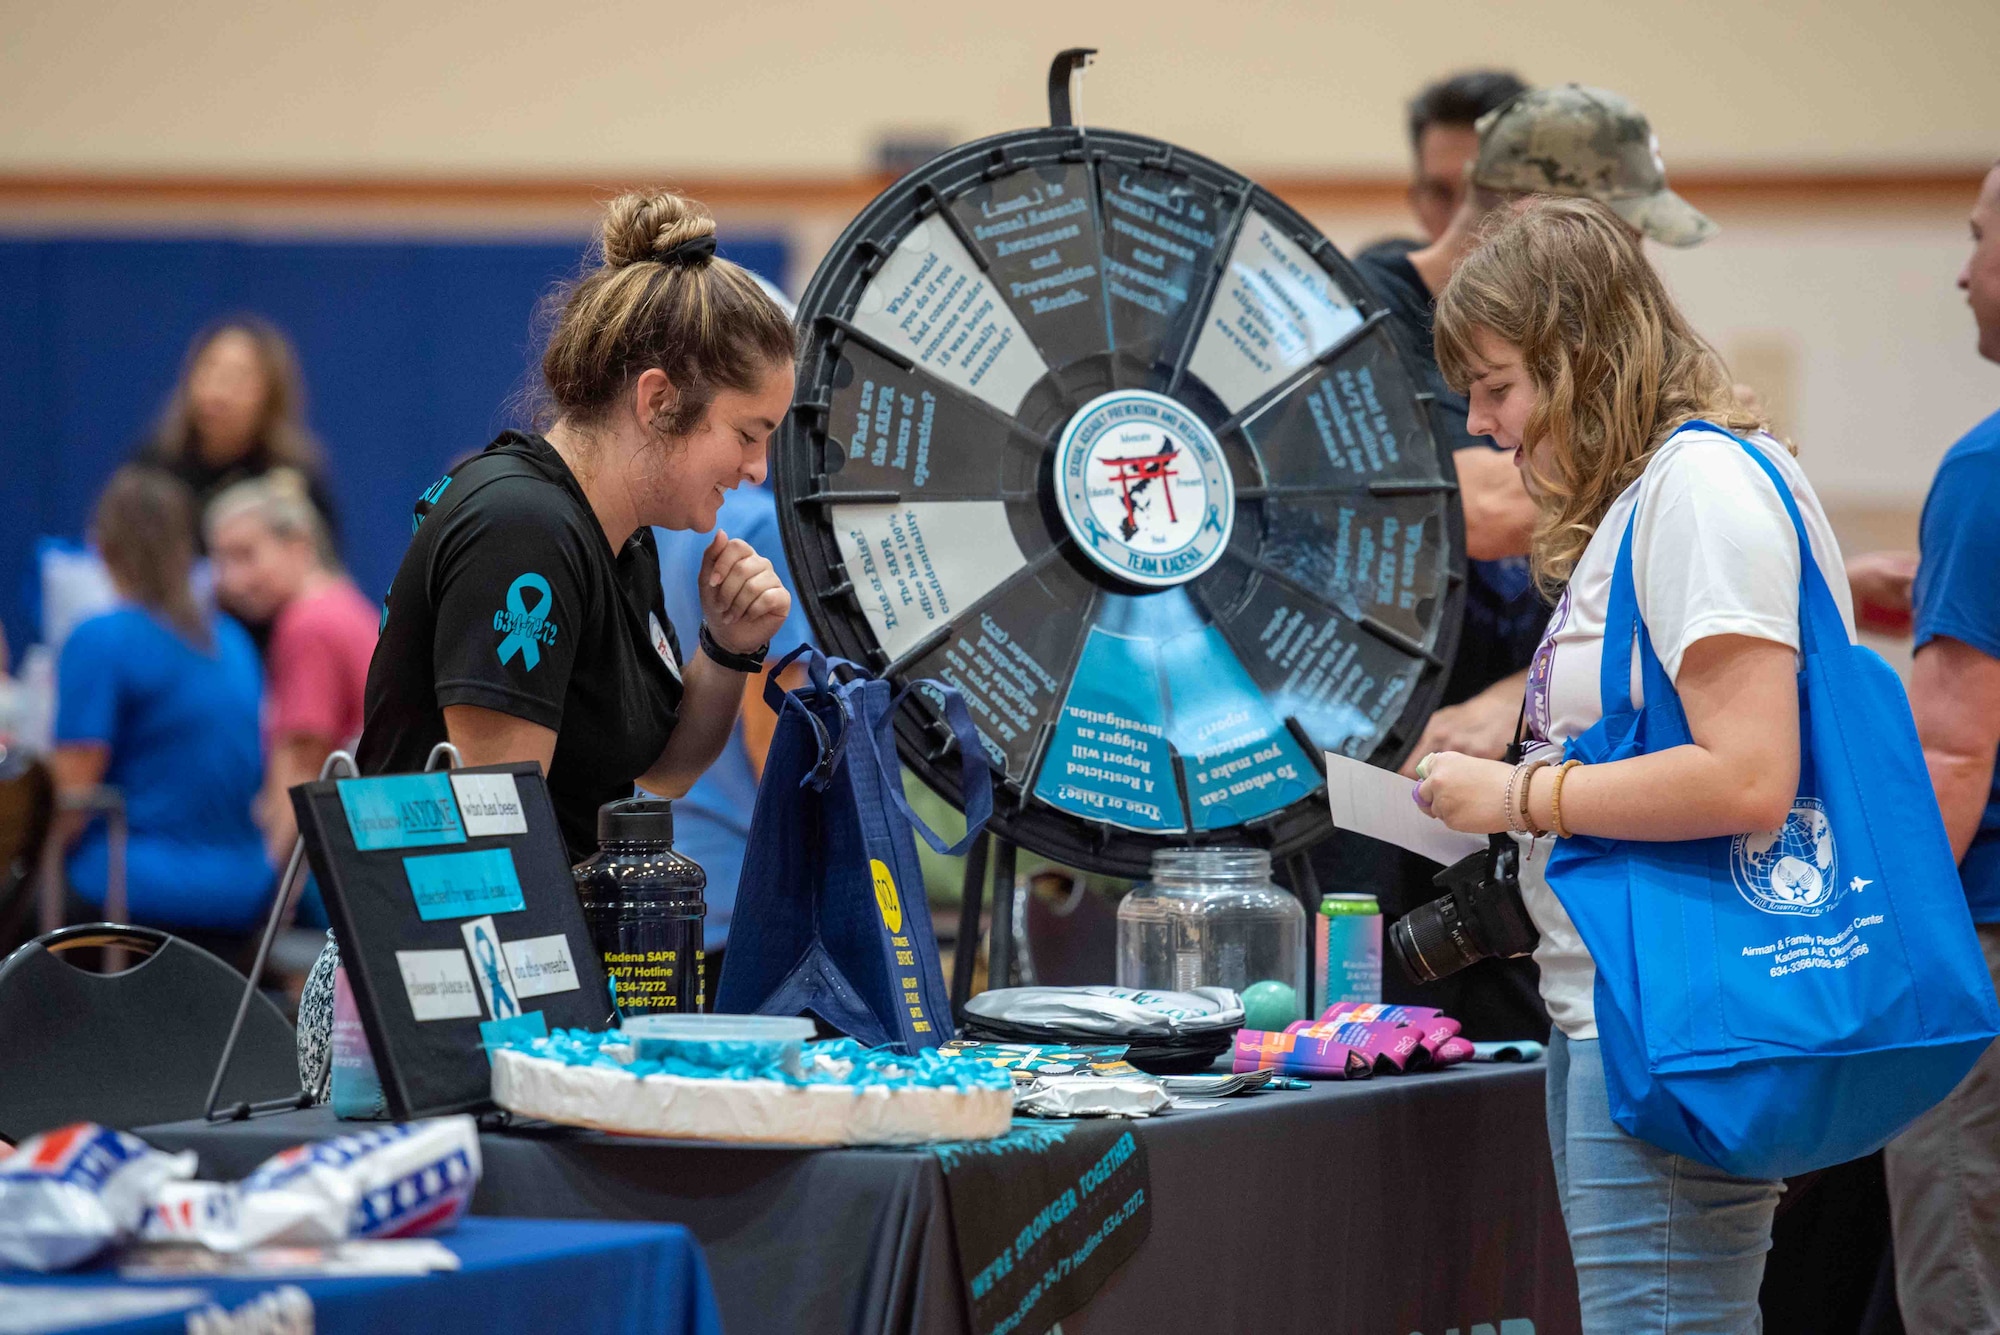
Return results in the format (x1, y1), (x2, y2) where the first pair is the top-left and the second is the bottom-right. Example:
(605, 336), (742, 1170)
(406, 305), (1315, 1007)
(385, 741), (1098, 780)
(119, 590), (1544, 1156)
(1389, 895), (1482, 984)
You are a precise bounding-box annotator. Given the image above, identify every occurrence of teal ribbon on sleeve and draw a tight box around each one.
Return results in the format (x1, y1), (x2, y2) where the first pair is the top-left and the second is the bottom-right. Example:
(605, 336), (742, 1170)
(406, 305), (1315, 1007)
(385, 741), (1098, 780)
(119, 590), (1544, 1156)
(495, 573), (552, 669)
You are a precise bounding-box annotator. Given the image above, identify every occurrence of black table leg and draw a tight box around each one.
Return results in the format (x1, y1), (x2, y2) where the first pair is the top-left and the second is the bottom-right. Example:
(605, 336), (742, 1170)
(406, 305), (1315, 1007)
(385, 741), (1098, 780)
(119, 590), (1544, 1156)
(987, 839), (1019, 992)
(951, 830), (990, 1015)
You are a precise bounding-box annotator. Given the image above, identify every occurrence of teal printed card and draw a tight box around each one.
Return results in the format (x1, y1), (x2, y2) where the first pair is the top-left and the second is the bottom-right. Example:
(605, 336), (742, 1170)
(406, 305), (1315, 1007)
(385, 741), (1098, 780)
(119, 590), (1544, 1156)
(478, 1010), (547, 1065)
(402, 847), (526, 921)
(338, 774), (466, 850)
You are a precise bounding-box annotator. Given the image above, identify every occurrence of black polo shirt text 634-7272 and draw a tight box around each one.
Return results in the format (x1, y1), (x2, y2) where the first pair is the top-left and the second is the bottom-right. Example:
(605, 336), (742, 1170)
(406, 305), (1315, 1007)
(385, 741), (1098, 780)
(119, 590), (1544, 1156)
(358, 431), (685, 859)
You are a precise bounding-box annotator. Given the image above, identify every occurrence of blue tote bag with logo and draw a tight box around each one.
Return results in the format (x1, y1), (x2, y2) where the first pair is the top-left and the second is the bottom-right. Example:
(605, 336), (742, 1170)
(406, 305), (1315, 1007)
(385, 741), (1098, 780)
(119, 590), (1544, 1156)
(715, 647), (991, 1051)
(1547, 423), (2000, 1178)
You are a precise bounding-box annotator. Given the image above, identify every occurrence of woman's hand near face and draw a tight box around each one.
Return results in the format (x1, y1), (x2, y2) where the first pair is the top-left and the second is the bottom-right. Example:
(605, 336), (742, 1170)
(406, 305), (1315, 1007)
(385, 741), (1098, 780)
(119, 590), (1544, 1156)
(700, 529), (791, 653)
(1416, 752), (1516, 834)
(643, 516), (796, 800)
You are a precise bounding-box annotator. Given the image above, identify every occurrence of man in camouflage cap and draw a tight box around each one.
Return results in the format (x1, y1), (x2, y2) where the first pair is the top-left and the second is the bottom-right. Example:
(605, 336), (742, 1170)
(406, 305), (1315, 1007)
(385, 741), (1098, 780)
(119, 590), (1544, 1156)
(1470, 83), (1718, 247)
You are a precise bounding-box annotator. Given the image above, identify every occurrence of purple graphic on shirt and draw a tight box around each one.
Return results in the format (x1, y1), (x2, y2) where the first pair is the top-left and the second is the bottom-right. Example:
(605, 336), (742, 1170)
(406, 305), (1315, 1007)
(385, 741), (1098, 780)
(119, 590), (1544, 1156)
(1525, 587), (1572, 747)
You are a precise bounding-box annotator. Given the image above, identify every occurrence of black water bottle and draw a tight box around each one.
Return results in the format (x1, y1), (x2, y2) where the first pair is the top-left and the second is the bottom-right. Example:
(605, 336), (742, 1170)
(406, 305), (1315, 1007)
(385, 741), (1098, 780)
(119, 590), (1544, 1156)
(573, 798), (708, 1015)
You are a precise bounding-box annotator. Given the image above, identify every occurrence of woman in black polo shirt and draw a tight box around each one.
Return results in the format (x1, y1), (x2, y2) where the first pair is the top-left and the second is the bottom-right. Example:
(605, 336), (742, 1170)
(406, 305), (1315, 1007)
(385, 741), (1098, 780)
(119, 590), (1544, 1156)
(298, 190), (796, 1088)
(359, 188), (796, 859)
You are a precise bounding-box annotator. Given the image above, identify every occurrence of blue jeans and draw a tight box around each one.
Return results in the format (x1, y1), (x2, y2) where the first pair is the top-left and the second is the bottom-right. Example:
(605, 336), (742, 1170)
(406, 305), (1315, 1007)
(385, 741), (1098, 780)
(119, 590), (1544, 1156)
(1546, 1030), (1785, 1333)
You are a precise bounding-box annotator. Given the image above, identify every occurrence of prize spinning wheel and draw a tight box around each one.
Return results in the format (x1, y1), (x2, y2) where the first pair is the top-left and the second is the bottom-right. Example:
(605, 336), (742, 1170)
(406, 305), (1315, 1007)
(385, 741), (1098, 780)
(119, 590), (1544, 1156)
(777, 61), (1465, 877)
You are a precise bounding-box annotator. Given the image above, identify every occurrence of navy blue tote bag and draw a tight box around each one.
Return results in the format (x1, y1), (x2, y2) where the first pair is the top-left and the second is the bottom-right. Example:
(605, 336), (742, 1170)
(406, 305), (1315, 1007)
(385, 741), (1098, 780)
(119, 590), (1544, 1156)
(715, 647), (992, 1050)
(1546, 423), (2000, 1178)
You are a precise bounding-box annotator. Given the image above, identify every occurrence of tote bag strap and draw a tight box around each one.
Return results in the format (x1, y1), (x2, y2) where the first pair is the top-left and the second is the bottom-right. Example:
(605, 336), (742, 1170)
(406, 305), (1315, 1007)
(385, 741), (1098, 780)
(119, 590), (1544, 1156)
(763, 643), (850, 790)
(872, 681), (995, 858)
(1599, 509), (1671, 716)
(1682, 419), (1850, 660)
(1600, 421), (1843, 717)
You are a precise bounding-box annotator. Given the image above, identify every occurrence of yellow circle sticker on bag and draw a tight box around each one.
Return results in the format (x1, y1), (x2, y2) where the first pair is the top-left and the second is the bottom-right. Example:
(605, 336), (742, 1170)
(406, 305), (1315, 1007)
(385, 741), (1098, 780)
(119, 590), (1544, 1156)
(870, 859), (903, 935)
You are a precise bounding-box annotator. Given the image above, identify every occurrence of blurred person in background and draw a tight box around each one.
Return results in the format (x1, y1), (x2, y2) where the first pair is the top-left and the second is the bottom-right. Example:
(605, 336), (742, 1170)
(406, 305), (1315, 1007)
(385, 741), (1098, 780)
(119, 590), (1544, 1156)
(1883, 157), (2000, 1335)
(52, 466), (270, 960)
(1361, 68), (1530, 259)
(655, 476), (813, 996)
(138, 316), (338, 557)
(207, 469), (377, 869)
(1364, 78), (1618, 750)
(1319, 82), (1717, 1039)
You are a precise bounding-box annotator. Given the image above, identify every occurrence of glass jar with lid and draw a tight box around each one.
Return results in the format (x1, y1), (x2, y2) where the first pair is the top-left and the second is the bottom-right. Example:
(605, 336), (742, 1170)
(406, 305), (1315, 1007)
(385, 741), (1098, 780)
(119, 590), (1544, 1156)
(1116, 848), (1306, 1025)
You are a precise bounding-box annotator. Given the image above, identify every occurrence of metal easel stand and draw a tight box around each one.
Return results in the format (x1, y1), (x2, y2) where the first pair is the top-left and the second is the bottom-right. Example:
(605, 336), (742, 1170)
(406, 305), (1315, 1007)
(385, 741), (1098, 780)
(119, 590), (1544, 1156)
(202, 743), (463, 1122)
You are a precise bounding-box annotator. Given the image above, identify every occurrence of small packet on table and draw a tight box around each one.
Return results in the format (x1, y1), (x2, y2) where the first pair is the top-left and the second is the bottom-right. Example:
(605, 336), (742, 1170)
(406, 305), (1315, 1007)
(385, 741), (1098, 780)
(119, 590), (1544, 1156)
(141, 1117), (480, 1253)
(1152, 1069), (1275, 1098)
(1016, 1076), (1171, 1118)
(939, 1041), (1141, 1083)
(0, 1124), (195, 1272)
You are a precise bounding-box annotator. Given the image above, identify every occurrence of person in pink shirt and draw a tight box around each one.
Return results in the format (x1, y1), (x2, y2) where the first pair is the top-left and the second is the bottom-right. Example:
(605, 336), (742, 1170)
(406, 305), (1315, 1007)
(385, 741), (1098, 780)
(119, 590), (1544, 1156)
(207, 469), (378, 863)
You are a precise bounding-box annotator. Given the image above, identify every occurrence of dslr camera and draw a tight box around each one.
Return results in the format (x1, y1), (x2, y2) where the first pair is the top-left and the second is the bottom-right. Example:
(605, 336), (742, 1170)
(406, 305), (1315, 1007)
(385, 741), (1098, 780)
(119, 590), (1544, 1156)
(1387, 834), (1540, 983)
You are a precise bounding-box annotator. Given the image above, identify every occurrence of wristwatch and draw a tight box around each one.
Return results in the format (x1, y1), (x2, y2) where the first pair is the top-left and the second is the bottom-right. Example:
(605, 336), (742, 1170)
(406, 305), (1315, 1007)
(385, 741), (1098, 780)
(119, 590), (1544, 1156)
(699, 621), (769, 673)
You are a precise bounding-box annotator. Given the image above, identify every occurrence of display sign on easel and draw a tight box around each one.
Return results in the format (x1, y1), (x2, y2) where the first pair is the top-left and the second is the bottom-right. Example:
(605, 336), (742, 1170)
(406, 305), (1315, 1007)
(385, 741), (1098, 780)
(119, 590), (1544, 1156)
(291, 760), (609, 1119)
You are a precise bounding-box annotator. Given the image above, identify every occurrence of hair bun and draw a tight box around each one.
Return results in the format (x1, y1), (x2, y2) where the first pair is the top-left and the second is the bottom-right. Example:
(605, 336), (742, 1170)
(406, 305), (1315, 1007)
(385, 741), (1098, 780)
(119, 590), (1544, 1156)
(600, 189), (718, 269)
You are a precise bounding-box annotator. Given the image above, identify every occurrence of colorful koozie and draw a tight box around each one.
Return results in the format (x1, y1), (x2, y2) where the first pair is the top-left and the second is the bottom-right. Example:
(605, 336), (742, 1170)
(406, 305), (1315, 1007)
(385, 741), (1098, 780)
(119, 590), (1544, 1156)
(1435, 1037), (1475, 1067)
(1286, 1017), (1417, 1072)
(1232, 1028), (1373, 1079)
(1314, 1002), (1463, 1065)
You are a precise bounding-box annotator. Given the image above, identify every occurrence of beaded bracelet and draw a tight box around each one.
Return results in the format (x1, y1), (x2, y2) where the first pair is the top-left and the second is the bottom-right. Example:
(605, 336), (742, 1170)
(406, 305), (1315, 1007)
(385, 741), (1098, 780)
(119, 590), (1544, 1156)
(1521, 762), (1552, 838)
(1506, 758), (1552, 836)
(1550, 759), (1584, 838)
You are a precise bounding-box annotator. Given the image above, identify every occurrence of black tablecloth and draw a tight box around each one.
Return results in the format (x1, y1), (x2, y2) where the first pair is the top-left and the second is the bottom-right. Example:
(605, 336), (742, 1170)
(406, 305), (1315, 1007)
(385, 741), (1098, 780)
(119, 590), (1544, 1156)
(143, 1063), (1578, 1335)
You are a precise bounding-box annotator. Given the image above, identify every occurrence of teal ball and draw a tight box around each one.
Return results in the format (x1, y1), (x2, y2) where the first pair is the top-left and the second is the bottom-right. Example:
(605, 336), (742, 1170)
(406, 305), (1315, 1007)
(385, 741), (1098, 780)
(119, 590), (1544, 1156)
(1240, 980), (1299, 1030)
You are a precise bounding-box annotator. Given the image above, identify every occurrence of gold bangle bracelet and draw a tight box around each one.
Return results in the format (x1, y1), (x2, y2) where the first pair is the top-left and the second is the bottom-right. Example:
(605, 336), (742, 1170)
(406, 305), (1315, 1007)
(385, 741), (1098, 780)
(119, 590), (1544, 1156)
(1551, 759), (1584, 838)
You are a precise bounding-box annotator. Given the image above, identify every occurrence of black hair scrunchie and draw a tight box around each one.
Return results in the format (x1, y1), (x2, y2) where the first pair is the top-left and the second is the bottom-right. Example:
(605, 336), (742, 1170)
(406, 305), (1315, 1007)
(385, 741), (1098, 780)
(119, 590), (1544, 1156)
(659, 234), (718, 266)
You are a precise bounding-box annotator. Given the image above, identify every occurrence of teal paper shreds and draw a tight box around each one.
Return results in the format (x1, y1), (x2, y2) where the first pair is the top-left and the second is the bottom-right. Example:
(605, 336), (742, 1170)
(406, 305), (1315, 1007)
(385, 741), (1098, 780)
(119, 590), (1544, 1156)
(499, 1028), (1012, 1092)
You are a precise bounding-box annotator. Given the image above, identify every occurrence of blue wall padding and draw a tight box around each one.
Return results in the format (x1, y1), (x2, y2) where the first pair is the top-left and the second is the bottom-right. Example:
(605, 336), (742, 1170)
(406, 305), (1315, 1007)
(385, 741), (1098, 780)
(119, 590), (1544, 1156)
(0, 232), (787, 647)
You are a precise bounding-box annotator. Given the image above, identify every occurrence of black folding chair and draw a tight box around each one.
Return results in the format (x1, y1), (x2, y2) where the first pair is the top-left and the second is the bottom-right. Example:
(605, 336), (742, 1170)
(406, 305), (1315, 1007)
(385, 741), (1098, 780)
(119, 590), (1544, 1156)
(0, 923), (298, 1144)
(0, 746), (53, 961)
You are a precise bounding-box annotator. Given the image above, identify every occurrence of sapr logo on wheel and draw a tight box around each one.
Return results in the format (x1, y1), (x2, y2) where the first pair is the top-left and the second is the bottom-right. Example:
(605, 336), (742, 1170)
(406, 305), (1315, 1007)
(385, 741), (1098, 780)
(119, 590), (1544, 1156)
(1055, 390), (1234, 588)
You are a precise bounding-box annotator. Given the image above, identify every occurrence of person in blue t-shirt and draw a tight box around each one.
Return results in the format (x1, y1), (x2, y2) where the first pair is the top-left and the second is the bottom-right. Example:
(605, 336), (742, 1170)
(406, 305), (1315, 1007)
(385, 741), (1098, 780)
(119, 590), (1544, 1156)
(655, 480), (814, 991)
(52, 466), (271, 958)
(1883, 159), (2000, 1335)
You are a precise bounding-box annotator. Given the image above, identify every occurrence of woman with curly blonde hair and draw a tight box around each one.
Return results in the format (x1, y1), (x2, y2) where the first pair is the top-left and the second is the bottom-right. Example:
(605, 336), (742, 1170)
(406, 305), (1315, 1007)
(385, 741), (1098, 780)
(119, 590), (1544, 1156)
(1415, 197), (1859, 1332)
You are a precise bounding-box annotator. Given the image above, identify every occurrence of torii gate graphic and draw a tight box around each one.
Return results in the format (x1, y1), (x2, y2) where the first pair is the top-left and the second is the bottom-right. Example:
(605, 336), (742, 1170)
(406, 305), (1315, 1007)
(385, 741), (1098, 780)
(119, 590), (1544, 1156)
(1100, 435), (1181, 541)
